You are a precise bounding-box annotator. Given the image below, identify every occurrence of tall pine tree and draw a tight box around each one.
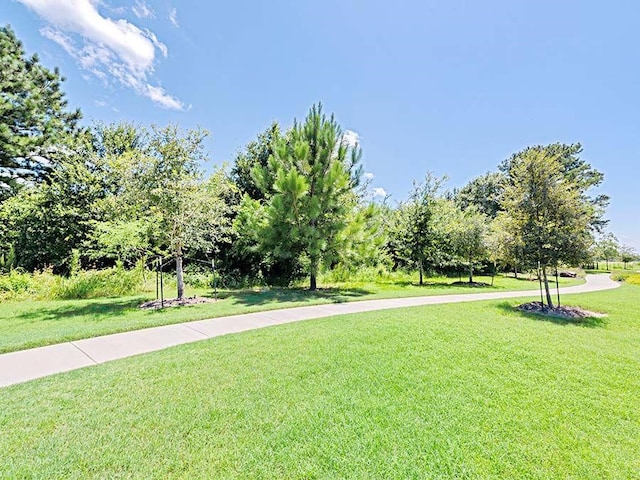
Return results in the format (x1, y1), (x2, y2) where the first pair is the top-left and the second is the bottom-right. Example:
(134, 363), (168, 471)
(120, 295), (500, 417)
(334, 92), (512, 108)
(0, 25), (81, 198)
(253, 104), (362, 290)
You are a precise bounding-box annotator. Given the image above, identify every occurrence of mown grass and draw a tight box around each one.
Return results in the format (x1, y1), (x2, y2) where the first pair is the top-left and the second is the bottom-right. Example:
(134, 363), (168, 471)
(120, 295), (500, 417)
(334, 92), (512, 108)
(584, 261), (640, 274)
(0, 274), (581, 354)
(0, 285), (638, 478)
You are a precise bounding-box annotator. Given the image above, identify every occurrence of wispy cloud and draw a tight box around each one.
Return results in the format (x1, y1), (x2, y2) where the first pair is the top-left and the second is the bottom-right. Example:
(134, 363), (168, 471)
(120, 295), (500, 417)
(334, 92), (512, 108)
(20, 0), (183, 110)
(132, 0), (154, 19)
(169, 7), (179, 28)
(144, 84), (183, 110)
(364, 172), (375, 180)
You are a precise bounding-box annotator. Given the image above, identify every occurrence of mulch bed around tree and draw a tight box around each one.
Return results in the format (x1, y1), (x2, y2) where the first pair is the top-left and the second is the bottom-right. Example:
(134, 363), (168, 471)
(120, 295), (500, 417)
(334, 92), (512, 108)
(139, 297), (217, 309)
(517, 301), (605, 319)
(451, 281), (491, 287)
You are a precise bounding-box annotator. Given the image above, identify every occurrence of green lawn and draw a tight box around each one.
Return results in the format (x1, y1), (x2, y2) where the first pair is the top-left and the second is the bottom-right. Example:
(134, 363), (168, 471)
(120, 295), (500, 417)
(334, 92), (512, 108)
(585, 261), (640, 274)
(1, 285), (638, 478)
(0, 274), (581, 354)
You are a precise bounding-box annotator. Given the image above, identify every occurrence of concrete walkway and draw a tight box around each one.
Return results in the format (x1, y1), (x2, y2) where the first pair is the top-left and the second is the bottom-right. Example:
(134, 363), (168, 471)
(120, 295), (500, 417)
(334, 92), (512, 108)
(0, 274), (619, 388)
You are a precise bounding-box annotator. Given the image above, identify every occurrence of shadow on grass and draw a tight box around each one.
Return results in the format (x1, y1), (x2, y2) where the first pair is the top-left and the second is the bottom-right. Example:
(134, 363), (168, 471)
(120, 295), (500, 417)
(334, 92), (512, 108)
(379, 280), (485, 288)
(210, 287), (373, 306)
(410, 281), (455, 288)
(16, 297), (147, 322)
(500, 275), (564, 285)
(495, 302), (607, 328)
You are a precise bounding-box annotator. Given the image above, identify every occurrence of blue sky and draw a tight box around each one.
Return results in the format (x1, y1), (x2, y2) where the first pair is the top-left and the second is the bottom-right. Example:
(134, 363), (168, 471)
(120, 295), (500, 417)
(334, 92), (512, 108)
(3, 0), (639, 249)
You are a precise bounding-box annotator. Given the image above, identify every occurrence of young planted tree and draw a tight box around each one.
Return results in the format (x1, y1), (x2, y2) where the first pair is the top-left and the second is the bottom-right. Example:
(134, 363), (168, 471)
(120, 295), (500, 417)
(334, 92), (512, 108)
(501, 143), (609, 232)
(136, 125), (209, 300)
(499, 146), (595, 307)
(0, 25), (81, 198)
(388, 174), (444, 285)
(450, 205), (488, 283)
(485, 213), (525, 282)
(598, 233), (620, 271)
(620, 245), (638, 269)
(252, 104), (362, 290)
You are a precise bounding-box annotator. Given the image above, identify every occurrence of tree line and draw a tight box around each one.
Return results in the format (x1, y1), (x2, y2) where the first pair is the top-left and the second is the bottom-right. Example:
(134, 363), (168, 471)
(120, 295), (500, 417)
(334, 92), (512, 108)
(1, 25), (636, 306)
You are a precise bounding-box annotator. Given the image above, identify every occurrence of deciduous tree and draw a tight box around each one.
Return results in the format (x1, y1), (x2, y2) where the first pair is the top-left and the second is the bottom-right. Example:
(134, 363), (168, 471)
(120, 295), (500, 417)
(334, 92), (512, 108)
(135, 125), (209, 299)
(499, 146), (595, 307)
(454, 172), (504, 218)
(388, 174), (444, 285)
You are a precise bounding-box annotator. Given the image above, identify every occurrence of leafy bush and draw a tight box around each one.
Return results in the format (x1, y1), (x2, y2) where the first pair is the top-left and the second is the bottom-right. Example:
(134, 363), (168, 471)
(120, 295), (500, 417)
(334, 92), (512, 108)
(0, 270), (39, 299)
(180, 262), (216, 289)
(612, 272), (640, 285)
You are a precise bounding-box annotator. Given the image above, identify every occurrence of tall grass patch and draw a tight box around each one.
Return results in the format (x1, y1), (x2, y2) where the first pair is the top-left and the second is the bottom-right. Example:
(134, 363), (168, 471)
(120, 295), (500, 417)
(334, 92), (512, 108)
(0, 264), (154, 301)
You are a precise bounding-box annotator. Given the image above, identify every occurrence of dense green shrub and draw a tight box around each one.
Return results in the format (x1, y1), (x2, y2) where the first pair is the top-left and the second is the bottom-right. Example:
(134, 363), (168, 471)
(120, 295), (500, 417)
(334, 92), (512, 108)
(182, 270), (213, 289)
(0, 270), (39, 298)
(612, 272), (640, 285)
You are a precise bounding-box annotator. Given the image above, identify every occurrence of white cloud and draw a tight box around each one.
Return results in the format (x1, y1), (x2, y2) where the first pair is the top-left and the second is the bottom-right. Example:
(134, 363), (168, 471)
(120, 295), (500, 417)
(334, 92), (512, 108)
(169, 8), (179, 27)
(132, 0), (154, 19)
(364, 172), (375, 180)
(40, 26), (74, 54)
(342, 130), (360, 148)
(20, 0), (183, 110)
(373, 187), (387, 198)
(144, 84), (184, 110)
(144, 29), (168, 57)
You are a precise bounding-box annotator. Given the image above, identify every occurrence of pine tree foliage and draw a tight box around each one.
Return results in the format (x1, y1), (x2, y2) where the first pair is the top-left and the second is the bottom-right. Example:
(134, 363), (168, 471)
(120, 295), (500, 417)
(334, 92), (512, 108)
(252, 104), (363, 290)
(0, 25), (81, 198)
(231, 122), (280, 200)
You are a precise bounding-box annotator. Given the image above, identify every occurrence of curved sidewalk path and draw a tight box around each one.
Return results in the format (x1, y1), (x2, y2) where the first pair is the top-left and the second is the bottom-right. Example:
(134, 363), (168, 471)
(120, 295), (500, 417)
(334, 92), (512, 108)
(0, 274), (619, 388)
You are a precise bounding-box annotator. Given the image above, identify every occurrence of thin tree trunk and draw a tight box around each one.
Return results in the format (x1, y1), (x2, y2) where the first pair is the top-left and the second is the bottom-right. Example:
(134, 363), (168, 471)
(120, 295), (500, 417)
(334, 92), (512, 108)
(538, 263), (544, 305)
(542, 266), (553, 308)
(468, 258), (473, 283)
(419, 259), (424, 286)
(309, 256), (318, 291)
(491, 261), (495, 286)
(176, 252), (185, 300)
(555, 266), (560, 307)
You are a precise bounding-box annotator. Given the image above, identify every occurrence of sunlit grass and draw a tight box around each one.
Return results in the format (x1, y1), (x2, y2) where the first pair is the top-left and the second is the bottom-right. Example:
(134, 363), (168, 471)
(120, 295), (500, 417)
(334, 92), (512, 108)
(0, 273), (581, 354)
(1, 285), (638, 478)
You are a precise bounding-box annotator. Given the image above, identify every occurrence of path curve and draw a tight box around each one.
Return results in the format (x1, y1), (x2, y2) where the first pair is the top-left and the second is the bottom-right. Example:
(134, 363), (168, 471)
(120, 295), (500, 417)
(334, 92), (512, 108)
(0, 274), (619, 388)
